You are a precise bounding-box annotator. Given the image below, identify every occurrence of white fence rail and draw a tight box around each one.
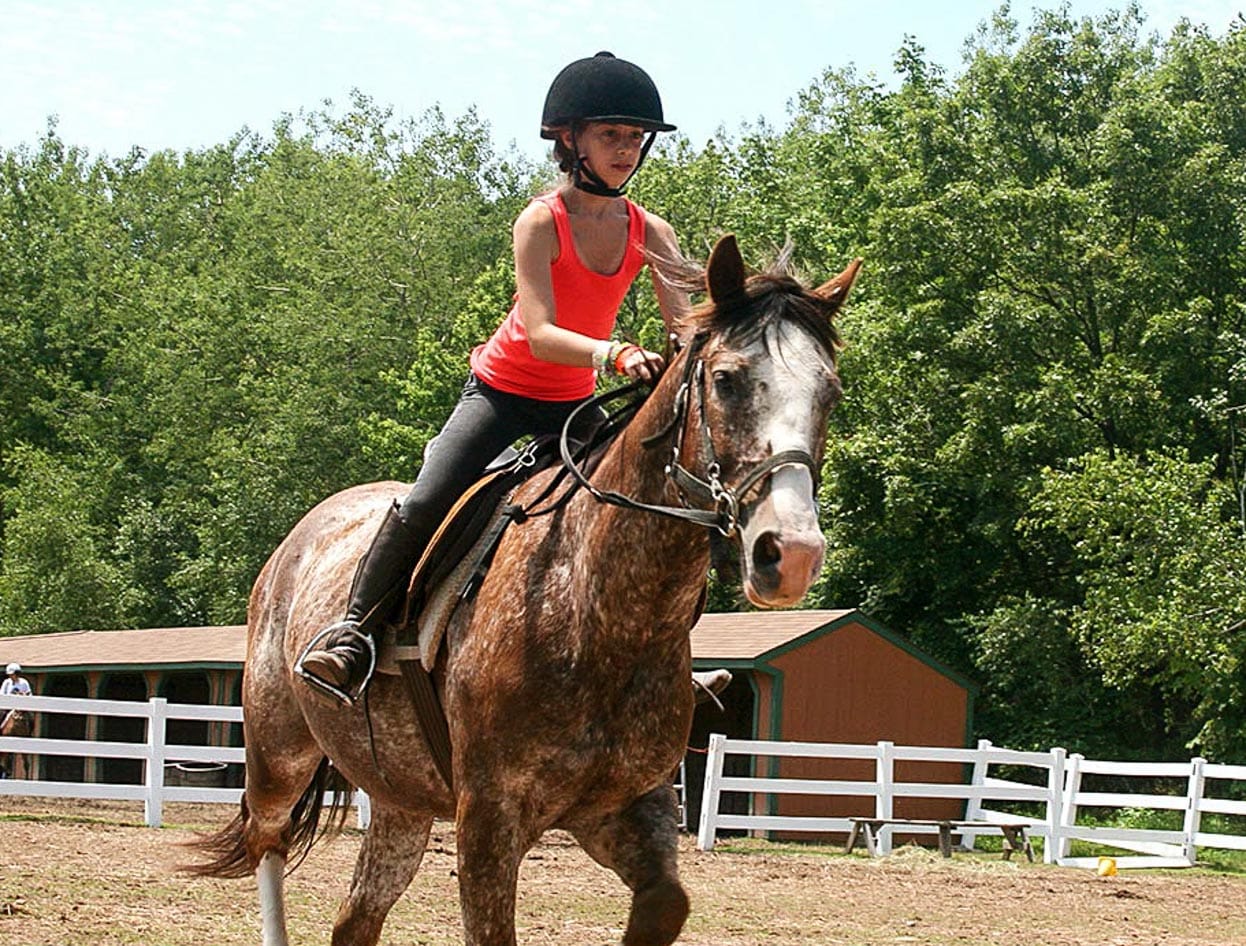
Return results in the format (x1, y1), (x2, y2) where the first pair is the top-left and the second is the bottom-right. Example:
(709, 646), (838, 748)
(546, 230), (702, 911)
(698, 735), (1246, 869)
(0, 692), (370, 828)
(7, 693), (1243, 869)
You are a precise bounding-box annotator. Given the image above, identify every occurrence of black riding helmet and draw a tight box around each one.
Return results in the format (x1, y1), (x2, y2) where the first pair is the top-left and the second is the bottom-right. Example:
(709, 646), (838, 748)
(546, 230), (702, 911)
(541, 52), (676, 197)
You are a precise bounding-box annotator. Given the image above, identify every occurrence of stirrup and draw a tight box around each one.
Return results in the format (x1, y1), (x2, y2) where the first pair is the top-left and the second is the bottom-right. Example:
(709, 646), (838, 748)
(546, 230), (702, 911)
(295, 622), (378, 706)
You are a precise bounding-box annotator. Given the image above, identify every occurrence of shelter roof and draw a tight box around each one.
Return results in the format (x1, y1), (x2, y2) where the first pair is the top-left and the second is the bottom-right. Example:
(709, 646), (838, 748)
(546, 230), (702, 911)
(0, 625), (247, 672)
(689, 609), (855, 660)
(1, 610), (959, 683)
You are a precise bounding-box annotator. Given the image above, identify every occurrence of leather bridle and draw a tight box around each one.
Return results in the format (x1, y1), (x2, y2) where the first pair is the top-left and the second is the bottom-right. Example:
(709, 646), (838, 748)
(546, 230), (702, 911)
(558, 330), (820, 540)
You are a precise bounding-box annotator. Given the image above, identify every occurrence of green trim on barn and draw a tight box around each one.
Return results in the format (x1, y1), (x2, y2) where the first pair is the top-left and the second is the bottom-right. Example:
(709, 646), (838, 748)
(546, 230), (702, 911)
(24, 662), (242, 675)
(764, 664), (785, 816)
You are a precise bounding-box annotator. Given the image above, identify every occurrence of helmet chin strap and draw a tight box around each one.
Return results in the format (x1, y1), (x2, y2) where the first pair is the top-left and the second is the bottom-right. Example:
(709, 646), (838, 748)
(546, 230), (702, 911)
(570, 129), (658, 197)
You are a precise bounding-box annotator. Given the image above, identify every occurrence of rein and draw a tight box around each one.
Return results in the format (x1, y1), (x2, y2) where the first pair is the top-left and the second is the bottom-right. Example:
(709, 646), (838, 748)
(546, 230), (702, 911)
(559, 331), (820, 539)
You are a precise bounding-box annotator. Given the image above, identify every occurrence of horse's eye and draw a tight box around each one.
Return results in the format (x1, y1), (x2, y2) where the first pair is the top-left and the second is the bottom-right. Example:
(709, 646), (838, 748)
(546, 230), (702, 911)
(712, 369), (740, 401)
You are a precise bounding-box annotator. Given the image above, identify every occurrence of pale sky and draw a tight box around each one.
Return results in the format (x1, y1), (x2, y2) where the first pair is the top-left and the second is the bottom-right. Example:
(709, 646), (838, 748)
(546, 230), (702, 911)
(2, 0), (1243, 163)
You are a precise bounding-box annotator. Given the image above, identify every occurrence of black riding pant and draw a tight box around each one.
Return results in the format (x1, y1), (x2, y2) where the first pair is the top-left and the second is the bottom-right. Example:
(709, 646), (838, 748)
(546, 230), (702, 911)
(396, 373), (603, 549)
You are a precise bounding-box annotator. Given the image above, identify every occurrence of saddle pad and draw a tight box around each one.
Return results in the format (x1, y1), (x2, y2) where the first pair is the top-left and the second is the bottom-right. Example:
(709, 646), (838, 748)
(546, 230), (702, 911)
(376, 497), (512, 674)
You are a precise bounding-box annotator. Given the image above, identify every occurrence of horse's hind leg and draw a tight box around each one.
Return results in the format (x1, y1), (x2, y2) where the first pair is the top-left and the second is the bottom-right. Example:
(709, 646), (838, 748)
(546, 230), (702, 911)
(572, 785), (689, 946)
(256, 849), (290, 946)
(230, 688), (326, 946)
(331, 805), (434, 946)
(246, 747), (327, 946)
(186, 738), (324, 946)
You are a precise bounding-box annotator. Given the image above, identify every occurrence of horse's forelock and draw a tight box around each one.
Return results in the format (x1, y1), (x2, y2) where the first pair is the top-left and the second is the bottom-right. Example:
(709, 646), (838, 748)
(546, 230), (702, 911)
(691, 269), (842, 362)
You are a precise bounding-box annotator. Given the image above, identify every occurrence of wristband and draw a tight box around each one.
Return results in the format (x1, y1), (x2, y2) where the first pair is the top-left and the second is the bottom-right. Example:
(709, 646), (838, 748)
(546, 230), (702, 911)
(613, 344), (640, 375)
(591, 340), (613, 372)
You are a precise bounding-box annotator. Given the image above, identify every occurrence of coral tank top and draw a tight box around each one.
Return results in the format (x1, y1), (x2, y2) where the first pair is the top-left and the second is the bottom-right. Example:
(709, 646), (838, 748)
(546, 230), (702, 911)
(470, 192), (646, 400)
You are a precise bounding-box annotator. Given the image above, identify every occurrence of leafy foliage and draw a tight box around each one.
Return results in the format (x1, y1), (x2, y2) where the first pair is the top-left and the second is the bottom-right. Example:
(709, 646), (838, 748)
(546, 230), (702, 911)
(4, 7), (1246, 760)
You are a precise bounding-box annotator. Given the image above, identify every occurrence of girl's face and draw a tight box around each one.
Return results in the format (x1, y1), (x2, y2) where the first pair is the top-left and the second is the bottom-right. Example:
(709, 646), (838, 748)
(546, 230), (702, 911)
(564, 123), (647, 190)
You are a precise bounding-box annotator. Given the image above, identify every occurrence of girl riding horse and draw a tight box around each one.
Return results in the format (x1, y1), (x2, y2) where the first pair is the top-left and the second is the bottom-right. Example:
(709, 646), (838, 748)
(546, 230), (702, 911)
(297, 52), (728, 706)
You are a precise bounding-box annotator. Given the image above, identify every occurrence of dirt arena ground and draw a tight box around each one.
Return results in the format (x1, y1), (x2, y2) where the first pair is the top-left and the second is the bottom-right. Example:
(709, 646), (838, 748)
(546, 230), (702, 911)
(1, 797), (1244, 946)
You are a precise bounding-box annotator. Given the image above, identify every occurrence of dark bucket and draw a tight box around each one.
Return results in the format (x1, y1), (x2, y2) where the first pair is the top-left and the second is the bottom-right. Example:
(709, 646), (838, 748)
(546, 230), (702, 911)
(165, 761), (228, 787)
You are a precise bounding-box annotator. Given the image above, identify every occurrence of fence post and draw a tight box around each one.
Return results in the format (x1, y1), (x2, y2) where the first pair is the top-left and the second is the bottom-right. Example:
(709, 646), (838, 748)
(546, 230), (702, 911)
(1183, 757), (1205, 866)
(1057, 752), (1082, 863)
(696, 733), (727, 851)
(876, 741), (895, 855)
(1045, 747), (1066, 865)
(145, 697), (168, 828)
(674, 758), (688, 832)
(356, 789), (372, 831)
(960, 739), (993, 851)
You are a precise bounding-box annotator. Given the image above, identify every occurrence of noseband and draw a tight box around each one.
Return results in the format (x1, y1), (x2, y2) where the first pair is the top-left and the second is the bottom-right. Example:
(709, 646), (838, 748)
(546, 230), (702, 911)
(558, 331), (820, 540)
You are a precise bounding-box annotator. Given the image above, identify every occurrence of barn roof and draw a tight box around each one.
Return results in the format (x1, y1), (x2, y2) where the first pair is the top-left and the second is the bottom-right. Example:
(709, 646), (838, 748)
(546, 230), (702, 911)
(689, 609), (855, 660)
(0, 610), (970, 692)
(692, 609), (975, 692)
(0, 625), (247, 673)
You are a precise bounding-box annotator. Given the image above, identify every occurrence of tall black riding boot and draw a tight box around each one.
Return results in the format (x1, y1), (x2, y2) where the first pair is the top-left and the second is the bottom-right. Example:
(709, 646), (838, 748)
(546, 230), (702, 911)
(297, 501), (424, 704)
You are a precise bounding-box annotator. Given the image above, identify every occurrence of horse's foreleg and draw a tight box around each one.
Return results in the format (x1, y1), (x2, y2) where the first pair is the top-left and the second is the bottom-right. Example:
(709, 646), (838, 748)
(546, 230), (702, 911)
(456, 799), (538, 946)
(572, 786), (689, 946)
(331, 806), (433, 946)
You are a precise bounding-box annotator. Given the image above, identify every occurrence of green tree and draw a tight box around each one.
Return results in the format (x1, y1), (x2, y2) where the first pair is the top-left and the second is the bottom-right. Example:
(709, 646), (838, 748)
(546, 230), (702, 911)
(1, 97), (533, 630)
(1021, 451), (1246, 757)
(788, 6), (1246, 756)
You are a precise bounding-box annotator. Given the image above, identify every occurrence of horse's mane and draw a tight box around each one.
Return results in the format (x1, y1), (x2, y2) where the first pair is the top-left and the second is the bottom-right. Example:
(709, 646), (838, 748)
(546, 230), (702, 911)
(649, 243), (844, 362)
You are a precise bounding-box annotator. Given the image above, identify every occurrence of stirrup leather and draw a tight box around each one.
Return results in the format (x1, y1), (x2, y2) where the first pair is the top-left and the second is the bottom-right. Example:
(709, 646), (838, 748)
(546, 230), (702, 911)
(295, 622), (378, 706)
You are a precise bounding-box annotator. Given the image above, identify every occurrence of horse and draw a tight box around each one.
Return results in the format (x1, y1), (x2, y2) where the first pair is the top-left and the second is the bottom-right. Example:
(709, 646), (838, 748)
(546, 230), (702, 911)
(186, 234), (861, 946)
(1, 709), (33, 780)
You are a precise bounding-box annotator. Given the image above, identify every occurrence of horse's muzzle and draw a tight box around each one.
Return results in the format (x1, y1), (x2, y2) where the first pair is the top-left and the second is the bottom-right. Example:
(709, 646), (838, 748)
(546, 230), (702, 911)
(743, 528), (826, 608)
(738, 464), (826, 607)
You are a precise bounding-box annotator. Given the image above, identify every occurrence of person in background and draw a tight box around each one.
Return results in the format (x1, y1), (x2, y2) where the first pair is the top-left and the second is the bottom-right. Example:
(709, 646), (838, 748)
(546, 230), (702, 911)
(1, 662), (31, 704)
(297, 52), (731, 707)
(1, 662), (33, 778)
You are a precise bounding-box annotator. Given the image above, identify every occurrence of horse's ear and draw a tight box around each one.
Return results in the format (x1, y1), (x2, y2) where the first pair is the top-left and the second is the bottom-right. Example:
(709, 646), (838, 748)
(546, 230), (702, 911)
(707, 234), (747, 307)
(813, 258), (863, 317)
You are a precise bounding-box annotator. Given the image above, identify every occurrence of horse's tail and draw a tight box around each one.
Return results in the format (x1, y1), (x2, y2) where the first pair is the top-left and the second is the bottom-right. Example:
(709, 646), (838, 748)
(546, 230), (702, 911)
(181, 756), (351, 879)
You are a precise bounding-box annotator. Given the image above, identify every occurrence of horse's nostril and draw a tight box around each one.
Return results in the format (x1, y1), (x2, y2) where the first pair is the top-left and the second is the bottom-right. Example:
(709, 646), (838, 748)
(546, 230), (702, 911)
(752, 531), (782, 573)
(746, 530), (827, 606)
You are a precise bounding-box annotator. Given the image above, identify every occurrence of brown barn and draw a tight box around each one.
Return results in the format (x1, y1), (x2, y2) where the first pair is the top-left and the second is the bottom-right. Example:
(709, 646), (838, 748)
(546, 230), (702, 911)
(687, 609), (977, 832)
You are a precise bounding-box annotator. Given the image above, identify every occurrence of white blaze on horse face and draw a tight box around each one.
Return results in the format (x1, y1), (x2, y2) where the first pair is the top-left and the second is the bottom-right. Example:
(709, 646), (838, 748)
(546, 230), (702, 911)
(737, 320), (833, 608)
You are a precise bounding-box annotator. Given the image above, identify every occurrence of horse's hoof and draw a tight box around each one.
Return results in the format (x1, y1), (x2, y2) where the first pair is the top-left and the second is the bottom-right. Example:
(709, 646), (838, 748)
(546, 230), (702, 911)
(624, 880), (689, 946)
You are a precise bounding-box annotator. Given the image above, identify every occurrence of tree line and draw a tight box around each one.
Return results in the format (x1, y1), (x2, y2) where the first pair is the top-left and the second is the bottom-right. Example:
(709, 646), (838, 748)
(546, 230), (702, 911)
(3, 5), (1245, 761)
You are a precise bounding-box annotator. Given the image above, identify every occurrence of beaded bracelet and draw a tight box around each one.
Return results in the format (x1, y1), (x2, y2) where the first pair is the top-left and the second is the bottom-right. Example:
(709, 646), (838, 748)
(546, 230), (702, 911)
(591, 339), (614, 372)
